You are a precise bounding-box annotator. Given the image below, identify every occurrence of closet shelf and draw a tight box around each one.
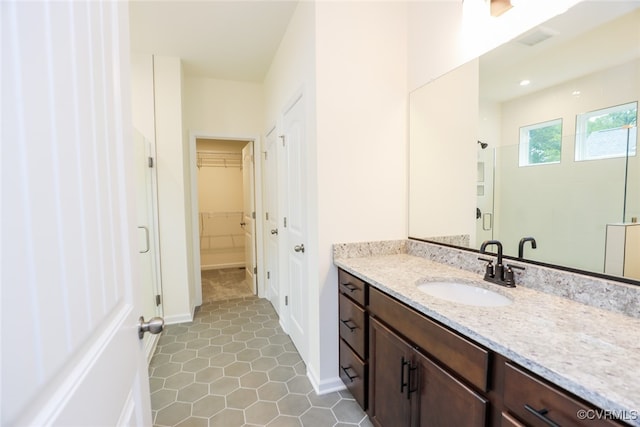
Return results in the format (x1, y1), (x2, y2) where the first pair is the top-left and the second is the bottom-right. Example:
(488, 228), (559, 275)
(200, 246), (245, 254)
(200, 233), (245, 239)
(200, 211), (243, 218)
(197, 151), (242, 169)
(199, 233), (245, 252)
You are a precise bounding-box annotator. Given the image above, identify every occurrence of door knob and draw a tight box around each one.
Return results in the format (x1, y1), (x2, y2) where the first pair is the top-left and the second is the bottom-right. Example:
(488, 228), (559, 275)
(271, 229), (278, 235)
(294, 244), (305, 253)
(138, 316), (164, 339)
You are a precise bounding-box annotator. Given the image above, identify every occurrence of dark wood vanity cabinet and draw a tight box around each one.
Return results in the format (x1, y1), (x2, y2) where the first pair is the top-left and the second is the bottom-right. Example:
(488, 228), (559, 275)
(336, 268), (629, 427)
(368, 285), (488, 427)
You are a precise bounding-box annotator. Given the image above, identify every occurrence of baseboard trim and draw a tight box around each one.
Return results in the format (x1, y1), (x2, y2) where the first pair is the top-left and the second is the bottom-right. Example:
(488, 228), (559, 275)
(144, 334), (161, 365)
(307, 369), (346, 395)
(201, 263), (245, 271)
(163, 312), (193, 325)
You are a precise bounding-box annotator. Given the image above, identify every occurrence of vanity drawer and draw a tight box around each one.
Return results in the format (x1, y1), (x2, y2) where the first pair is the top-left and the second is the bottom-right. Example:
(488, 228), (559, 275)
(339, 269), (367, 306)
(504, 362), (621, 427)
(339, 293), (367, 358)
(339, 338), (367, 410)
(368, 286), (490, 391)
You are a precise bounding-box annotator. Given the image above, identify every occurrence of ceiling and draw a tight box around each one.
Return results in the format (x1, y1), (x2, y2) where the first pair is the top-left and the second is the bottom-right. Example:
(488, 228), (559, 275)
(480, 2), (640, 102)
(128, 1), (299, 82)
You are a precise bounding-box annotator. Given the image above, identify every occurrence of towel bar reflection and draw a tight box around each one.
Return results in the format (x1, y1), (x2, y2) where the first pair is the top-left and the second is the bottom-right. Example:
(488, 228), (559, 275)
(482, 213), (493, 231)
(138, 226), (150, 254)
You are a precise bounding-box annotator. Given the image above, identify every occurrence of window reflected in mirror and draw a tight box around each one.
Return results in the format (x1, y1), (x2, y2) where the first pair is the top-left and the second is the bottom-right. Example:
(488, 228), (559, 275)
(575, 101), (638, 161)
(518, 118), (562, 167)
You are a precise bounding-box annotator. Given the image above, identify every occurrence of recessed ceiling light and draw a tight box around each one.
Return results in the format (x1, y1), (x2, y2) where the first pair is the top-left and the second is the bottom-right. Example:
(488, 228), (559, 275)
(519, 80), (530, 86)
(572, 90), (581, 96)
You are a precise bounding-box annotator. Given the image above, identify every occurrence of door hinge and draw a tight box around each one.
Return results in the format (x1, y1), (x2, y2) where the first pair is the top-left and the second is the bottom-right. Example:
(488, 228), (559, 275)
(285, 296), (288, 306)
(267, 271), (270, 279)
(254, 266), (257, 274)
(264, 151), (268, 160)
(148, 157), (154, 168)
(155, 295), (161, 306)
(279, 135), (285, 146)
(284, 217), (287, 228)
(266, 212), (269, 220)
(252, 211), (256, 219)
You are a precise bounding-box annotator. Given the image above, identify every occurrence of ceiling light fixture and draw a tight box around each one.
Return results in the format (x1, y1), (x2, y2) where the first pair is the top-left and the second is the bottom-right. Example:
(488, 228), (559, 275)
(519, 80), (531, 86)
(490, 0), (513, 17)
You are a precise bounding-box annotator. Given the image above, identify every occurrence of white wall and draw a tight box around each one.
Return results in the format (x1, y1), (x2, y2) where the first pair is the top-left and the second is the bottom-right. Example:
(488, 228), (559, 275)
(314, 1), (409, 391)
(153, 56), (194, 323)
(183, 78), (264, 136)
(130, 54), (155, 142)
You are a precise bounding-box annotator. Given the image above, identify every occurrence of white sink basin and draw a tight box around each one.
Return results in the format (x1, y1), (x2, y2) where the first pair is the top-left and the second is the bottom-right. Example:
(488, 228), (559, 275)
(417, 281), (512, 307)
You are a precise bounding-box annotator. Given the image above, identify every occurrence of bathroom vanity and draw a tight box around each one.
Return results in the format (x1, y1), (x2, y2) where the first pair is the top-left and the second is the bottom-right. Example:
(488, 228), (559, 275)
(334, 240), (640, 427)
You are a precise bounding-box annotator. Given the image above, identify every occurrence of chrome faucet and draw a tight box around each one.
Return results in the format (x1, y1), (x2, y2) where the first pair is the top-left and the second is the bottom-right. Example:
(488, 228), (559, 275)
(478, 240), (523, 287)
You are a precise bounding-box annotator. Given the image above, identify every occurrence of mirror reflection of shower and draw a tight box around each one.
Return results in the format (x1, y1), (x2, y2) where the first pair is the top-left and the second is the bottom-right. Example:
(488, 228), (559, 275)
(476, 141), (494, 247)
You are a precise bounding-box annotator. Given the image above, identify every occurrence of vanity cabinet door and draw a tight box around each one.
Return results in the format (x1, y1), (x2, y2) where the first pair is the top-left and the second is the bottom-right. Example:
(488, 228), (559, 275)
(412, 349), (488, 427)
(369, 317), (488, 427)
(369, 317), (413, 427)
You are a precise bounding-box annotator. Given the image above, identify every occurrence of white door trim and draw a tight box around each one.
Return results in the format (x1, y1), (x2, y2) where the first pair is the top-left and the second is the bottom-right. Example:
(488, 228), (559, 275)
(188, 131), (265, 301)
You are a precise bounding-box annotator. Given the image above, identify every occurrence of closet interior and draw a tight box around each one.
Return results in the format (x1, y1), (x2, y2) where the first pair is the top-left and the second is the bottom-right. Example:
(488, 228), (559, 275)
(196, 138), (249, 270)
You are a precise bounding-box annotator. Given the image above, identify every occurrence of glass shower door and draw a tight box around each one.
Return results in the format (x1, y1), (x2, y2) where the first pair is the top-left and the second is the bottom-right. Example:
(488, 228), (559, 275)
(134, 129), (163, 358)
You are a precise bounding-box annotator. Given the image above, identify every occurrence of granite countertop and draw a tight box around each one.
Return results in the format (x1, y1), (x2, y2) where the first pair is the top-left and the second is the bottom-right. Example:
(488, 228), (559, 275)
(334, 253), (640, 426)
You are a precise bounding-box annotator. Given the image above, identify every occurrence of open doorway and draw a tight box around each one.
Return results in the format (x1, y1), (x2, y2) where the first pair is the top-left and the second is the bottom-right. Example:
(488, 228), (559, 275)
(194, 137), (257, 303)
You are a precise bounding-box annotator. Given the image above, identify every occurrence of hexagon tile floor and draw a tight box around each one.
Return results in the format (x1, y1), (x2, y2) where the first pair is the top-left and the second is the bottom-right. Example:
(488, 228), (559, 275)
(149, 296), (372, 427)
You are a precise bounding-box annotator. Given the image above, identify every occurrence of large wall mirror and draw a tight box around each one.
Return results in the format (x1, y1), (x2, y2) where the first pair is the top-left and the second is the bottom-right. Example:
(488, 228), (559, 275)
(409, 1), (640, 281)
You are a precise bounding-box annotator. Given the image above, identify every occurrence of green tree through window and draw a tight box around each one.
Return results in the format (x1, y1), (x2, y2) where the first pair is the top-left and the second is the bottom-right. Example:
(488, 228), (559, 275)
(528, 123), (562, 164)
(587, 108), (636, 134)
(519, 118), (562, 166)
(576, 102), (637, 161)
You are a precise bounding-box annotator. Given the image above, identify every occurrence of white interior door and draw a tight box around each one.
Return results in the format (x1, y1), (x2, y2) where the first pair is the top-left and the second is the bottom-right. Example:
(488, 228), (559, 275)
(134, 130), (163, 361)
(262, 129), (280, 313)
(242, 142), (257, 294)
(283, 95), (308, 361)
(2, 1), (153, 425)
